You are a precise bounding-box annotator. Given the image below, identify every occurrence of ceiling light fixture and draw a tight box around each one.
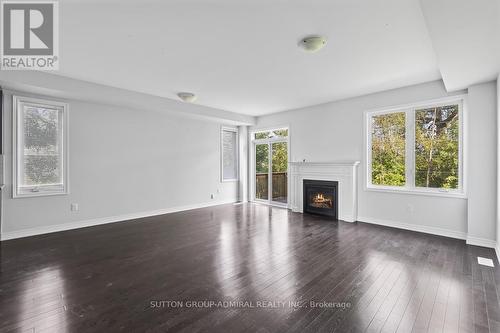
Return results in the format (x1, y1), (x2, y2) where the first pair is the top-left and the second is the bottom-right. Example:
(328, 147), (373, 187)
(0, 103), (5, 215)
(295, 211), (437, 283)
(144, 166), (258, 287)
(177, 92), (197, 103)
(299, 36), (327, 53)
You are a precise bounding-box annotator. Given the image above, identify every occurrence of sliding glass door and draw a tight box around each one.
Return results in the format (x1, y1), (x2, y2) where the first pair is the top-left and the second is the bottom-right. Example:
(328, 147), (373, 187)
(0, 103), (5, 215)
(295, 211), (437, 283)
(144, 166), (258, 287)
(253, 129), (288, 206)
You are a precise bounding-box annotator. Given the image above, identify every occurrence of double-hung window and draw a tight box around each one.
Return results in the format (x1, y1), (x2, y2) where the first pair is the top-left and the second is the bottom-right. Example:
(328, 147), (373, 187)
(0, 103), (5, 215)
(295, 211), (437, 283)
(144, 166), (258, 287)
(13, 96), (69, 197)
(221, 127), (238, 181)
(366, 97), (464, 196)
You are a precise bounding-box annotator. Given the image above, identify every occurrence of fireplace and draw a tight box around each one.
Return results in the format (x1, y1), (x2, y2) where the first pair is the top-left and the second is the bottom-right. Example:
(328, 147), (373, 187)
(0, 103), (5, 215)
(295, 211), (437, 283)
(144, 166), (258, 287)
(303, 179), (338, 219)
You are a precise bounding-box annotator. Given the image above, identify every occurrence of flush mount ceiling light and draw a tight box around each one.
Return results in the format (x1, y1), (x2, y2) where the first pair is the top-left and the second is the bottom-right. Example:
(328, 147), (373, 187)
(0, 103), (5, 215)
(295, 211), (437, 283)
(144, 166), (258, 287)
(177, 92), (197, 103)
(299, 36), (327, 53)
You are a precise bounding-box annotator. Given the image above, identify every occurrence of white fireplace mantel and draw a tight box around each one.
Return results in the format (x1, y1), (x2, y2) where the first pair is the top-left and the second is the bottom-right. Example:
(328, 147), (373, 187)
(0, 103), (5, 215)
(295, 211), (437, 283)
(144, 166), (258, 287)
(289, 161), (360, 222)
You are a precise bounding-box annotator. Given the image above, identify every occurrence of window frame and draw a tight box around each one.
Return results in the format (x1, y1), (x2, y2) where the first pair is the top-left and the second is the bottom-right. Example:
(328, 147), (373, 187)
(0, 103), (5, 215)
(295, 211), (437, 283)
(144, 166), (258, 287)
(250, 126), (290, 206)
(12, 95), (69, 198)
(220, 126), (239, 182)
(365, 96), (466, 198)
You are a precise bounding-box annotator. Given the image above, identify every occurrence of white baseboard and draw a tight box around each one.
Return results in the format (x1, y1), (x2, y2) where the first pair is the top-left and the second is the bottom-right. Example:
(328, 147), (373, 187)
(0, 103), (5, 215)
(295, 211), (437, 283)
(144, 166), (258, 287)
(0, 199), (237, 241)
(357, 216), (467, 241)
(466, 236), (497, 249)
(340, 215), (355, 223)
(358, 216), (499, 251)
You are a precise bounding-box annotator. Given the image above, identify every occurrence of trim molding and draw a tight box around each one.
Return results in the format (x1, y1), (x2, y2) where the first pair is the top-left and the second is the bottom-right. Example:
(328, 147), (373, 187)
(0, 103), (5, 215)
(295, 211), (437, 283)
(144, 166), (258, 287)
(357, 216), (467, 240)
(289, 162), (360, 223)
(466, 236), (497, 249)
(359, 216), (498, 252)
(0, 199), (237, 241)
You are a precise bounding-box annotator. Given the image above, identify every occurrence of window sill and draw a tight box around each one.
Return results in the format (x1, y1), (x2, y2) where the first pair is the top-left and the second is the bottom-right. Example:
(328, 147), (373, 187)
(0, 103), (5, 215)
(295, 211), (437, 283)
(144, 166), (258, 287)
(221, 179), (239, 183)
(14, 188), (68, 198)
(365, 186), (466, 199)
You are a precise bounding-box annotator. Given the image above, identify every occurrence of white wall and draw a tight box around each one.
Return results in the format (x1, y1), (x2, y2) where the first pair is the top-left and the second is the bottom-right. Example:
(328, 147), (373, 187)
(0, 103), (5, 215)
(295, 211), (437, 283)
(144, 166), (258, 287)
(467, 81), (497, 245)
(252, 80), (476, 239)
(1, 90), (239, 239)
(238, 126), (249, 202)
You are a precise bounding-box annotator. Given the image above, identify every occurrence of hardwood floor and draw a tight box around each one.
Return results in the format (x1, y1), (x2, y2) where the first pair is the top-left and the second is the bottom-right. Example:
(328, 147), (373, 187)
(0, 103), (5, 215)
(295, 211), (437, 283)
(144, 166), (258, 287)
(0, 203), (498, 332)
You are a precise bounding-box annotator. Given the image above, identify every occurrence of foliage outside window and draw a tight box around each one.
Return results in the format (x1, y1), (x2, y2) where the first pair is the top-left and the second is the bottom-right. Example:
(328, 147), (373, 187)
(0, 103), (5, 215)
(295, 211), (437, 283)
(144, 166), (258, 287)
(255, 144), (269, 174)
(371, 112), (406, 186)
(255, 143), (269, 200)
(13, 96), (68, 197)
(414, 105), (459, 189)
(254, 128), (288, 140)
(272, 142), (288, 174)
(368, 100), (462, 194)
(253, 128), (288, 173)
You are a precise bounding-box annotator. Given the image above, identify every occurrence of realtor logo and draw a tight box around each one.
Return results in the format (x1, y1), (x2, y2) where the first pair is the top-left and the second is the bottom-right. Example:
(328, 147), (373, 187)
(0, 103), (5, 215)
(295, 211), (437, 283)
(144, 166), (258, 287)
(1, 0), (59, 70)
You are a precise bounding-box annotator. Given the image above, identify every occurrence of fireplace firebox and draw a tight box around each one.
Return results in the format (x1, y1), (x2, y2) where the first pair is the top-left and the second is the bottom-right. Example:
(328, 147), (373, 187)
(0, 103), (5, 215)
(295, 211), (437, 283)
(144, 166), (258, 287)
(303, 179), (338, 219)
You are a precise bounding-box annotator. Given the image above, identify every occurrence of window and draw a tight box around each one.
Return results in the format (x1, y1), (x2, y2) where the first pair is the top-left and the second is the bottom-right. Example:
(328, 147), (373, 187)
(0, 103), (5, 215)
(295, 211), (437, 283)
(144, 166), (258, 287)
(253, 128), (288, 140)
(371, 112), (406, 187)
(221, 127), (238, 181)
(414, 105), (460, 189)
(13, 96), (69, 197)
(251, 127), (289, 204)
(366, 98), (463, 195)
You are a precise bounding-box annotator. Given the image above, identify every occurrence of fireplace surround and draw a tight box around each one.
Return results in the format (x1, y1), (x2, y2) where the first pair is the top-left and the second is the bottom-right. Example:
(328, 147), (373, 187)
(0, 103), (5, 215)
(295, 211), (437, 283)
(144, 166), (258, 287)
(289, 161), (360, 222)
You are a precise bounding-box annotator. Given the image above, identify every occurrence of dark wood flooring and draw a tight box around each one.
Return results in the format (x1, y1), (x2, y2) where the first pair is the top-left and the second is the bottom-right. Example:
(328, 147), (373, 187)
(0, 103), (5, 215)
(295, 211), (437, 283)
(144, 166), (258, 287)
(1, 203), (499, 332)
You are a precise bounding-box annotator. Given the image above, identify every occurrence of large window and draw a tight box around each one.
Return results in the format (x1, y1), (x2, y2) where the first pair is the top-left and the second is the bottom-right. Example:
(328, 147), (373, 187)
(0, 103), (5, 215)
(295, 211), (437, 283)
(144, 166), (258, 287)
(366, 98), (463, 195)
(13, 96), (69, 198)
(221, 127), (238, 181)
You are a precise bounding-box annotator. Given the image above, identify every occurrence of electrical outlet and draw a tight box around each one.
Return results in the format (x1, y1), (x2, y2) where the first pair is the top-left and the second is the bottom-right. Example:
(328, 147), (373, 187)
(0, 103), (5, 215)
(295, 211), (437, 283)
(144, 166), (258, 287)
(71, 203), (79, 212)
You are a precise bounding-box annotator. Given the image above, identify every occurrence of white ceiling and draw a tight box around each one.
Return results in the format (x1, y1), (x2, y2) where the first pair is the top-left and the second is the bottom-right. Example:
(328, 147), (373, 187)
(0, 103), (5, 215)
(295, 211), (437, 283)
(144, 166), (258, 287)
(54, 0), (498, 116)
(420, 0), (500, 91)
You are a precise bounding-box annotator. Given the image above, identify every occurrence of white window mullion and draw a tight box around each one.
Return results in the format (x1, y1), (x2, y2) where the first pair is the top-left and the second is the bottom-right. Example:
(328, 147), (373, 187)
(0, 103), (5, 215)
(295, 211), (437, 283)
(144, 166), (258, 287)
(458, 102), (465, 193)
(268, 143), (272, 201)
(366, 114), (373, 188)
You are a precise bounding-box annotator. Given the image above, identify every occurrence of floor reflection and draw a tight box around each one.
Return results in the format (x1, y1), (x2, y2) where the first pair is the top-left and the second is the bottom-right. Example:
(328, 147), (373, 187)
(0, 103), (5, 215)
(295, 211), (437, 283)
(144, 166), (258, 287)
(11, 265), (68, 332)
(251, 207), (296, 299)
(214, 205), (298, 303)
(321, 240), (469, 333)
(216, 219), (244, 298)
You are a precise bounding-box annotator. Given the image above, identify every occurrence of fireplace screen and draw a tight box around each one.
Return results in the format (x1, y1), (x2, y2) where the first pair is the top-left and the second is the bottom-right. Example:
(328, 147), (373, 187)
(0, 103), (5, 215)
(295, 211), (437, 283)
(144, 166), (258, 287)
(303, 179), (338, 219)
